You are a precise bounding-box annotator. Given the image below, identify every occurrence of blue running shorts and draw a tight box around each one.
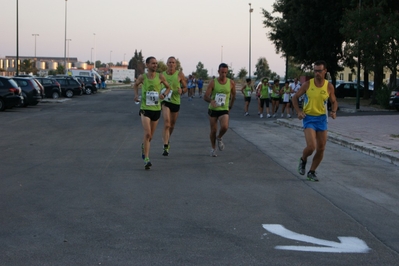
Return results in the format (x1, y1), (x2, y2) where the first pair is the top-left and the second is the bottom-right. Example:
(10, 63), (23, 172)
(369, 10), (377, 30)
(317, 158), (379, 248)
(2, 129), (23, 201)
(303, 114), (327, 131)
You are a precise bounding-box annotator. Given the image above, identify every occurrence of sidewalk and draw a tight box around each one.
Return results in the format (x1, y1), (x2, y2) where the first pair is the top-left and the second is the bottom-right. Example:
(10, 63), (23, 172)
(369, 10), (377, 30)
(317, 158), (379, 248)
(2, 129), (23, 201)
(276, 103), (399, 167)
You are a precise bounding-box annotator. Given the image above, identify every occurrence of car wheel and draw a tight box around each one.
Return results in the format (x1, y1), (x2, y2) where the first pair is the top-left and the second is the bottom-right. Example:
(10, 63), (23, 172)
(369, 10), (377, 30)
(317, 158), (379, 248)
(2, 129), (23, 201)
(85, 87), (92, 95)
(52, 91), (60, 99)
(0, 98), (5, 111)
(65, 89), (74, 98)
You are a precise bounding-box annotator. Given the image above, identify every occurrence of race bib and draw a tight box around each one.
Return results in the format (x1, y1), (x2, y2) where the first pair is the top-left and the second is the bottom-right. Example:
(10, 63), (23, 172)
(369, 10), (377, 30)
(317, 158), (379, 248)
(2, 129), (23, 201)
(146, 91), (159, 106)
(247, 91), (251, 97)
(215, 93), (226, 106)
(165, 90), (173, 101)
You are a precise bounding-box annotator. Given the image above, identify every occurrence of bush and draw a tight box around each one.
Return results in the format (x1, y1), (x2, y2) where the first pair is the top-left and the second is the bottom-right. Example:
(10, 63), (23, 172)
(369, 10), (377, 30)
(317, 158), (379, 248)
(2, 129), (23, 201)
(123, 77), (131, 84)
(375, 84), (391, 109)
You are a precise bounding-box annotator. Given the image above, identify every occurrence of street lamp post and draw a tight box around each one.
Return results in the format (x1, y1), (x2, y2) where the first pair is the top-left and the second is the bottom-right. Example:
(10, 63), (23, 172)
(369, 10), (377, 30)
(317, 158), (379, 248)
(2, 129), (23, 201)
(110, 50), (112, 64)
(249, 3), (253, 79)
(66, 39), (72, 70)
(91, 48), (93, 65)
(356, 0), (362, 110)
(16, 0), (19, 75)
(93, 33), (96, 68)
(64, 0), (68, 73)
(32, 34), (39, 58)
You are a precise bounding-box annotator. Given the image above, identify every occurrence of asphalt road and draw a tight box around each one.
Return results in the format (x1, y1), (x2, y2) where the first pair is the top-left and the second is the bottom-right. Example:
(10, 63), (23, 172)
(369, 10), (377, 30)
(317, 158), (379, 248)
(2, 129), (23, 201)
(1, 90), (398, 265)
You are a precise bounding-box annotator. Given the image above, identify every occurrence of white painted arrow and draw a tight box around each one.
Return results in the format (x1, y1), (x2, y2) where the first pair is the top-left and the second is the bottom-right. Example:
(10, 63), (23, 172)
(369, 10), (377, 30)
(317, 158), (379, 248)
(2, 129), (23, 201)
(262, 224), (371, 253)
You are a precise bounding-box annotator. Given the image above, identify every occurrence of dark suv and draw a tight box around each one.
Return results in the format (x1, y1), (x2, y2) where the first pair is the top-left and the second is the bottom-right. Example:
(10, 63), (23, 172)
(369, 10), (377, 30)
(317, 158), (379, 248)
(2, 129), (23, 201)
(74, 75), (98, 95)
(52, 76), (83, 98)
(0, 76), (23, 111)
(35, 77), (62, 99)
(13, 77), (43, 107)
(389, 87), (399, 111)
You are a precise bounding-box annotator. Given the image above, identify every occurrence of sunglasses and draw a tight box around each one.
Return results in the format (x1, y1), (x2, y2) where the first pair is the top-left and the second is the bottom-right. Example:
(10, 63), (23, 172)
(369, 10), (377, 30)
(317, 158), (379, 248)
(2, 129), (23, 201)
(314, 69), (325, 73)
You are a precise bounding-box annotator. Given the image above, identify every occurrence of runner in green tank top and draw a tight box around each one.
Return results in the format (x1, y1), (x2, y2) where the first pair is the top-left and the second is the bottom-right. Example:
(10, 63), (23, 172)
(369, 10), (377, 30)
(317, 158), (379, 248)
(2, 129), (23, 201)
(204, 63), (236, 157)
(161, 56), (187, 156)
(241, 78), (253, 116)
(133, 56), (171, 170)
(257, 78), (271, 118)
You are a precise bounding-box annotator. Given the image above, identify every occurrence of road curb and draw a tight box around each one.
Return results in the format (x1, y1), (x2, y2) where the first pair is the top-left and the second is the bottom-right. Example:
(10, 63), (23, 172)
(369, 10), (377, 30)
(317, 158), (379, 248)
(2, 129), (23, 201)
(276, 119), (399, 167)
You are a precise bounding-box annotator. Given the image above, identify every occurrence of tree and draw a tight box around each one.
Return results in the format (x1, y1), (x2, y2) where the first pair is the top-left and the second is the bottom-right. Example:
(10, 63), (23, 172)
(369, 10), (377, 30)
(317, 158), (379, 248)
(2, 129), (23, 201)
(254, 57), (271, 80)
(227, 64), (235, 80)
(95, 60), (101, 68)
(128, 50), (145, 78)
(20, 59), (37, 75)
(262, 0), (348, 84)
(237, 68), (248, 80)
(157, 60), (167, 73)
(195, 61), (208, 80)
(56, 65), (65, 75)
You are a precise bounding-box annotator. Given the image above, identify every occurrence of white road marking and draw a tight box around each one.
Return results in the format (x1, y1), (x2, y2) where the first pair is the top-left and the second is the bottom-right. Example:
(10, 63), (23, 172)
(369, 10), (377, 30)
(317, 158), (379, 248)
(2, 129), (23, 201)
(262, 224), (371, 253)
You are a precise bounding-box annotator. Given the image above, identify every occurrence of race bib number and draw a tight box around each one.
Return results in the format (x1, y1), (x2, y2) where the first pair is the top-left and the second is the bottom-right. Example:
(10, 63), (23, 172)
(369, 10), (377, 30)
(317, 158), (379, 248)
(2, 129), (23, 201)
(247, 91), (251, 97)
(146, 91), (159, 105)
(283, 93), (290, 102)
(215, 93), (226, 106)
(165, 90), (173, 101)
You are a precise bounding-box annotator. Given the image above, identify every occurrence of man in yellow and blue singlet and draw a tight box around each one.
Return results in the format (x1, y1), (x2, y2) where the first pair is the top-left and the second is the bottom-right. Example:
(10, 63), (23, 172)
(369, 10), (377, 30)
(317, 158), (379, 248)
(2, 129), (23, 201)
(292, 60), (338, 181)
(204, 63), (236, 157)
(133, 56), (171, 170)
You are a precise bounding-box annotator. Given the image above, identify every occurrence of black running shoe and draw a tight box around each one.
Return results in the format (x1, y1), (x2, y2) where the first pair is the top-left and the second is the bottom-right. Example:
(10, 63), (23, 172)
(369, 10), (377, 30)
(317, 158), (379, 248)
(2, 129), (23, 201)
(144, 158), (152, 170)
(298, 157), (306, 175)
(307, 171), (319, 182)
(162, 143), (170, 156)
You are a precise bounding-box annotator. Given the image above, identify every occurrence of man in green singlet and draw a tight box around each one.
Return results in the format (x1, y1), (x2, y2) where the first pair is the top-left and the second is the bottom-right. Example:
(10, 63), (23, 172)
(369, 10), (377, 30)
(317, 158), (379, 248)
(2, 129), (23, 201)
(203, 63), (236, 157)
(161, 56), (187, 156)
(292, 60), (338, 181)
(133, 56), (171, 170)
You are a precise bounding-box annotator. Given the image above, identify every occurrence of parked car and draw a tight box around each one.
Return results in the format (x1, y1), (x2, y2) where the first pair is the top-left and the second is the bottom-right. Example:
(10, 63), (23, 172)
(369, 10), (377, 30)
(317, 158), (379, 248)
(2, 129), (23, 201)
(74, 75), (98, 95)
(52, 76), (83, 98)
(13, 77), (43, 107)
(334, 82), (373, 98)
(35, 77), (62, 99)
(389, 87), (399, 111)
(0, 76), (23, 111)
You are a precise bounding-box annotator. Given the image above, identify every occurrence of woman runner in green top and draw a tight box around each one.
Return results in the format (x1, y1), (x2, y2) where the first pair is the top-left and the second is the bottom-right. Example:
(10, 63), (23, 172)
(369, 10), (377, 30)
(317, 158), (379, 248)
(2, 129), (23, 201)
(241, 78), (253, 116)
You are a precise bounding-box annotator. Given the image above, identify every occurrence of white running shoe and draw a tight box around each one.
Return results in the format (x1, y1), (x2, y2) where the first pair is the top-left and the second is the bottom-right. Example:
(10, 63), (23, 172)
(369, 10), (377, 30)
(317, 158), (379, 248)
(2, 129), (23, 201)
(281, 114), (284, 118)
(217, 138), (225, 151)
(244, 112), (249, 116)
(272, 114), (276, 118)
(210, 149), (217, 157)
(260, 114), (263, 118)
(267, 114), (271, 118)
(287, 114), (291, 118)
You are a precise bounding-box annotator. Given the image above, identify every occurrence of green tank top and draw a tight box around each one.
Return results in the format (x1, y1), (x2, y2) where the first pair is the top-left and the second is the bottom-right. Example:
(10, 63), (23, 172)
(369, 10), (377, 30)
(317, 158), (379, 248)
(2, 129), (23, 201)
(271, 84), (280, 98)
(162, 70), (180, 105)
(209, 78), (231, 111)
(141, 73), (162, 111)
(260, 84), (269, 99)
(243, 85), (252, 97)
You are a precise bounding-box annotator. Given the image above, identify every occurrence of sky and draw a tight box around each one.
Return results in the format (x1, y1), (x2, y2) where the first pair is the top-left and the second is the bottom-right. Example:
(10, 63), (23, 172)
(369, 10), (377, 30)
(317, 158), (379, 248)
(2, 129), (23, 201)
(1, 0), (285, 77)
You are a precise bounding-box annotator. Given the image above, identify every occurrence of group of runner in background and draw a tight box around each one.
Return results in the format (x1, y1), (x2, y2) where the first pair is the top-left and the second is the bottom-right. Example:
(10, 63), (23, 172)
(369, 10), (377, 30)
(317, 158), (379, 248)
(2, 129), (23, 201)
(241, 77), (301, 118)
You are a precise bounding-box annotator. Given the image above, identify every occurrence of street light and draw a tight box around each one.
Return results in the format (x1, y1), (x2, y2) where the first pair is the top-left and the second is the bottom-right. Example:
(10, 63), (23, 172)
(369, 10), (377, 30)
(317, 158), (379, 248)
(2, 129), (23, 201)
(91, 47), (93, 65)
(110, 50), (112, 64)
(93, 33), (96, 68)
(64, 0), (68, 73)
(249, 3), (253, 79)
(32, 34), (39, 58)
(356, 0), (362, 110)
(16, 0), (19, 75)
(66, 39), (72, 70)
